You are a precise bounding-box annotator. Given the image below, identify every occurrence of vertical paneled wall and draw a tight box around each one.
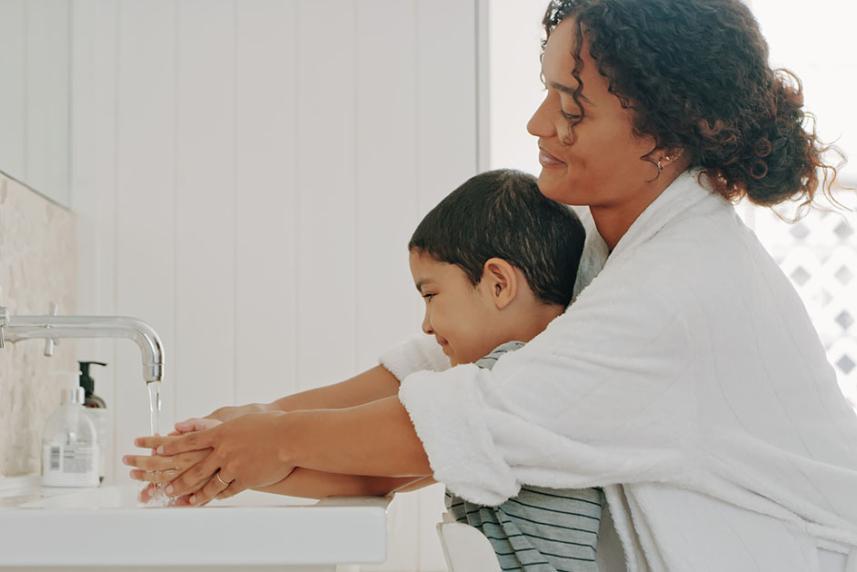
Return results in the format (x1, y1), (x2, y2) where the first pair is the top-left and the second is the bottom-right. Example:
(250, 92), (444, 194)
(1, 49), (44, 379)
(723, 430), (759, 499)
(0, 0), (71, 206)
(71, 1), (478, 570)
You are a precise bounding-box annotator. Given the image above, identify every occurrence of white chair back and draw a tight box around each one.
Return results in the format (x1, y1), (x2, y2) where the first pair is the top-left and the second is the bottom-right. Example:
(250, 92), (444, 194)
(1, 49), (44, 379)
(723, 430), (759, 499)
(436, 512), (501, 572)
(818, 539), (857, 572)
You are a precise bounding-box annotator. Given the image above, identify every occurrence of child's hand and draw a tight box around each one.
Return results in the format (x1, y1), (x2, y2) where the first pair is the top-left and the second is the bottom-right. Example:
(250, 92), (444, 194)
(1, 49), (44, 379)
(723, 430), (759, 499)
(138, 481), (191, 505)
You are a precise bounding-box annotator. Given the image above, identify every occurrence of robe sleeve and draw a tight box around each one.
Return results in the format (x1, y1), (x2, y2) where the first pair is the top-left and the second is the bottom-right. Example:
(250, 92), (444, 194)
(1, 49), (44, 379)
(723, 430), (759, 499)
(379, 333), (451, 382)
(397, 259), (697, 506)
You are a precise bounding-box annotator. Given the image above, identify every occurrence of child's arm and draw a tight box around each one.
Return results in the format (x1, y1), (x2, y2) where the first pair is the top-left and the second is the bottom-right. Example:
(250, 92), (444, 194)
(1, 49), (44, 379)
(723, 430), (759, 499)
(253, 467), (429, 499)
(205, 365), (400, 422)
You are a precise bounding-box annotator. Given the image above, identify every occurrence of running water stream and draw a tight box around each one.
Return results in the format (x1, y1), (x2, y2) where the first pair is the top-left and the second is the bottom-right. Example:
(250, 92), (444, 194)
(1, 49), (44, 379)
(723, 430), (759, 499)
(145, 381), (170, 506)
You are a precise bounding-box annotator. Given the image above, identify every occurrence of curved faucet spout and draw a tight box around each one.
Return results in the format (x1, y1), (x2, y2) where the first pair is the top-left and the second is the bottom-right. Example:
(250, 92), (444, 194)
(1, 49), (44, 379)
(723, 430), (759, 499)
(0, 307), (164, 383)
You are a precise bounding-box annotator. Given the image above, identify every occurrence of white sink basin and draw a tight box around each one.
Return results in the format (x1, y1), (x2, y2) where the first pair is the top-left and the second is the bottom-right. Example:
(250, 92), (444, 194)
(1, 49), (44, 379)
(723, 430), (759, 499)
(0, 477), (389, 569)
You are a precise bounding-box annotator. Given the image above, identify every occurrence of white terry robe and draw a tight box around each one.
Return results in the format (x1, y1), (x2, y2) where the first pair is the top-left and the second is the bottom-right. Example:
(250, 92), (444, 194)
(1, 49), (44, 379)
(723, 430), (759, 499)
(381, 170), (857, 571)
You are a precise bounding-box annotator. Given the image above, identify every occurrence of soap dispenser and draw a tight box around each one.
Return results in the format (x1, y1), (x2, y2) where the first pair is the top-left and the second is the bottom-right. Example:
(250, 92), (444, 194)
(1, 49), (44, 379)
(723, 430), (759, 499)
(79, 361), (109, 483)
(79, 361), (107, 408)
(41, 372), (101, 488)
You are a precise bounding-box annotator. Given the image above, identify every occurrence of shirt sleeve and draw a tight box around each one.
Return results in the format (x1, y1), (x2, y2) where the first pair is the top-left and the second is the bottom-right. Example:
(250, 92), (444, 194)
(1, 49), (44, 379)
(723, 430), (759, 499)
(397, 259), (695, 507)
(379, 333), (451, 382)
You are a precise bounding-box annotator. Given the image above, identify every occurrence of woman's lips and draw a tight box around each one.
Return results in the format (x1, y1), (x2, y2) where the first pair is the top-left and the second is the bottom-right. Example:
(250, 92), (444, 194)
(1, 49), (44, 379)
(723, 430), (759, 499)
(539, 148), (566, 168)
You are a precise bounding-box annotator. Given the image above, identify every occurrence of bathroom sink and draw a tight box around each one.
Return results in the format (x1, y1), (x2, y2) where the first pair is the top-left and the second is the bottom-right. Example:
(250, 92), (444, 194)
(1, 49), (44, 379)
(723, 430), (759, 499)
(0, 477), (389, 569)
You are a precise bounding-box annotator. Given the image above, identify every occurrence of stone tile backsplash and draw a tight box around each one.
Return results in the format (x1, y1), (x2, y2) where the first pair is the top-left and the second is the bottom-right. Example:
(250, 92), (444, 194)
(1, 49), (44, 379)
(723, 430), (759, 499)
(0, 171), (77, 477)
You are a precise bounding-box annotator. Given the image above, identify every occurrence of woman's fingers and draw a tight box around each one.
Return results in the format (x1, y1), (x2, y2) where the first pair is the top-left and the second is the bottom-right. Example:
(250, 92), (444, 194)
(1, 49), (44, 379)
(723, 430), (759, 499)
(165, 453), (222, 497)
(188, 472), (233, 506)
(215, 479), (242, 500)
(174, 417), (222, 434)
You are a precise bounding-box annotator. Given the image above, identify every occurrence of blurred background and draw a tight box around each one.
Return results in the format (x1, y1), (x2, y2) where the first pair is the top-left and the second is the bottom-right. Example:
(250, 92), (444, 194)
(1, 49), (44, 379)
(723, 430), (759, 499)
(0, 1), (854, 570)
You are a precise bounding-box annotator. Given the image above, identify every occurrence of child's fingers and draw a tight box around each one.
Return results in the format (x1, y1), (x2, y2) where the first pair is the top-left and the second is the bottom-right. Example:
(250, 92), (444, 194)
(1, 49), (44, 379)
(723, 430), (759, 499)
(172, 494), (194, 506)
(137, 482), (162, 503)
(123, 454), (176, 472)
(129, 468), (179, 483)
(123, 449), (211, 476)
(138, 483), (193, 506)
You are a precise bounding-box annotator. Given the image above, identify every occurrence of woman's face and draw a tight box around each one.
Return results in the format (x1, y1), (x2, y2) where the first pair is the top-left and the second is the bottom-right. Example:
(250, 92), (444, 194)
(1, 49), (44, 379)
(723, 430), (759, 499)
(527, 18), (659, 207)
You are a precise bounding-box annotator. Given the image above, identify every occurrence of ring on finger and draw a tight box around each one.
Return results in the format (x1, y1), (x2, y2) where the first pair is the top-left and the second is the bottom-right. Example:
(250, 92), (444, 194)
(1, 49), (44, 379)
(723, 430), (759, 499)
(215, 471), (232, 488)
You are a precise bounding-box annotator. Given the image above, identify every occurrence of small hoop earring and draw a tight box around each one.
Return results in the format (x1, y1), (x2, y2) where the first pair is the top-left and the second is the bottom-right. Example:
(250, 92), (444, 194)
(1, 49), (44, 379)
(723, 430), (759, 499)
(656, 155), (672, 174)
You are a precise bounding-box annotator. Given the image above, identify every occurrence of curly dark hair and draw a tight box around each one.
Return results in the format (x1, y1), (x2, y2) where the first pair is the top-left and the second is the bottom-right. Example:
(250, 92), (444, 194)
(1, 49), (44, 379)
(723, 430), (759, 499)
(542, 0), (845, 209)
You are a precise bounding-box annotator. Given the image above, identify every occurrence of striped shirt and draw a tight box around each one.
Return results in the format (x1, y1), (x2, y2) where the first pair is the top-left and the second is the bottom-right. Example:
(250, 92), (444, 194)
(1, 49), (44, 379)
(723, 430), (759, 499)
(444, 342), (603, 572)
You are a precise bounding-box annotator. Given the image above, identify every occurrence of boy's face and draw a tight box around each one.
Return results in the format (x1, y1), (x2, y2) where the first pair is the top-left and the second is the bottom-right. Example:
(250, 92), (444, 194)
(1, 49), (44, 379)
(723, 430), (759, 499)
(409, 250), (503, 366)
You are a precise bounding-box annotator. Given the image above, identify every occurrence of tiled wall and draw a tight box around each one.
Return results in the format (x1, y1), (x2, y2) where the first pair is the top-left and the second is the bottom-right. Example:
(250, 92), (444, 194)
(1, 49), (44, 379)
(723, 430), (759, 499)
(0, 171), (77, 477)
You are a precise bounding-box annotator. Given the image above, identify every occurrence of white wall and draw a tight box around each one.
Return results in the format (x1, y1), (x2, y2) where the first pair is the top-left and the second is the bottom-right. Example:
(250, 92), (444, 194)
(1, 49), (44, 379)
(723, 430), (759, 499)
(0, 0), (71, 206)
(71, 1), (480, 570)
(482, 0), (545, 175)
(752, 0), (857, 186)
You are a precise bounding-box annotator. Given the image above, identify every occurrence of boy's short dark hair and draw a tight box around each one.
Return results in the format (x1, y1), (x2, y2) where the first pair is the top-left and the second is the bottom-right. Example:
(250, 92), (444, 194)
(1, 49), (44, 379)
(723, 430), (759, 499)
(409, 169), (585, 307)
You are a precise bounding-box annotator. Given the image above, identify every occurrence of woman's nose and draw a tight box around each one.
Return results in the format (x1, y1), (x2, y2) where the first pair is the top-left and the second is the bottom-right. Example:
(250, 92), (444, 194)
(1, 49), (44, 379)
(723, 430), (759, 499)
(527, 96), (554, 138)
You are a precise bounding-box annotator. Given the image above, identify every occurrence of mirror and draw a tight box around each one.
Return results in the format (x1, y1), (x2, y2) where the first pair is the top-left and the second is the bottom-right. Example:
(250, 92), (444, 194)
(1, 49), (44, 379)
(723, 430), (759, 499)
(0, 0), (70, 206)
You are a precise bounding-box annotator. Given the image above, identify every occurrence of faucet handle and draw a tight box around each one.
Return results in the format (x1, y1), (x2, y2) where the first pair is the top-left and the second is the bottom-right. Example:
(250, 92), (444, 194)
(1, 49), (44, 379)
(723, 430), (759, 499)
(43, 303), (59, 357)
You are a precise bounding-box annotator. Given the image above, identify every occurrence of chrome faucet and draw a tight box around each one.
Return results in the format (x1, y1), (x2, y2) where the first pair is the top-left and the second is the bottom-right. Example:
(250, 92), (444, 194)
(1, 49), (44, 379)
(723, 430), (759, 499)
(0, 304), (164, 383)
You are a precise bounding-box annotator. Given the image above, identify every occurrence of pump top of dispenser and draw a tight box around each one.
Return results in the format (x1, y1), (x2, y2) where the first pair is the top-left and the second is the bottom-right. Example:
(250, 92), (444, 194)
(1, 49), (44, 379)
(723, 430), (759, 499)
(79, 361), (106, 396)
(49, 370), (81, 402)
(65, 386), (86, 405)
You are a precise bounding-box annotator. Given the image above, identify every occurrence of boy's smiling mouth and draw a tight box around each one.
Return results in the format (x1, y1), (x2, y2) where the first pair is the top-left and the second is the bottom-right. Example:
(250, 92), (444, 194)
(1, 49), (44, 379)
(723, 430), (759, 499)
(436, 337), (450, 351)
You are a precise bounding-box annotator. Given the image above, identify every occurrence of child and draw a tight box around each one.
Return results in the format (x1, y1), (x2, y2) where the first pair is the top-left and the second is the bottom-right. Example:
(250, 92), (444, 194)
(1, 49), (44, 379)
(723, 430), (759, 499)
(406, 169), (601, 572)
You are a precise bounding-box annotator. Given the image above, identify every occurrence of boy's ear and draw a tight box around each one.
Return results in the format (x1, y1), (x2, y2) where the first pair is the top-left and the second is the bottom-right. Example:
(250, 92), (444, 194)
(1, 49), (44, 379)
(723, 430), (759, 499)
(481, 258), (518, 310)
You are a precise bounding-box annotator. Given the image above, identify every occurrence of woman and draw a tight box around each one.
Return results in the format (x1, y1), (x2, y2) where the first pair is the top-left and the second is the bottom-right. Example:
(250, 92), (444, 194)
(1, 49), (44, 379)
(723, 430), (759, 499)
(127, 0), (857, 569)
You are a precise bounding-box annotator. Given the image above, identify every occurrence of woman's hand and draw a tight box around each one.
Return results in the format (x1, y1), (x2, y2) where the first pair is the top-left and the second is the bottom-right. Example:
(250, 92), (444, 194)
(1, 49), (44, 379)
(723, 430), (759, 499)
(206, 403), (271, 423)
(129, 417), (223, 504)
(132, 411), (296, 506)
(172, 417), (223, 434)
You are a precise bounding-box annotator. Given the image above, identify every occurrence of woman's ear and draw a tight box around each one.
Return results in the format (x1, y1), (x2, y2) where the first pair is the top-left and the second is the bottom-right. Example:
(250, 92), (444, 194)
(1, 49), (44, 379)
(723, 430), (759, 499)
(481, 258), (518, 310)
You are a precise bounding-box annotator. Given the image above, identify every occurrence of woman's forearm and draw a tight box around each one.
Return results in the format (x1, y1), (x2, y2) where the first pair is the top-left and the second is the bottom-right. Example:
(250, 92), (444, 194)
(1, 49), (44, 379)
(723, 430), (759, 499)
(254, 467), (422, 499)
(282, 395), (433, 478)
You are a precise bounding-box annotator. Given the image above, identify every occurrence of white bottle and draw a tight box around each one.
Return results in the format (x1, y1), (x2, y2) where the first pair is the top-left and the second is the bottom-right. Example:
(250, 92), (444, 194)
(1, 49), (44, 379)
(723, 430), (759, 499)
(41, 383), (101, 488)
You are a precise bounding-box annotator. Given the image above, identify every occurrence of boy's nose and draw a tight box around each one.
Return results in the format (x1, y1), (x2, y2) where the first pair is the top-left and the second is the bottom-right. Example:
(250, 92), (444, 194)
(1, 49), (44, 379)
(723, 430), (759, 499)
(421, 313), (433, 335)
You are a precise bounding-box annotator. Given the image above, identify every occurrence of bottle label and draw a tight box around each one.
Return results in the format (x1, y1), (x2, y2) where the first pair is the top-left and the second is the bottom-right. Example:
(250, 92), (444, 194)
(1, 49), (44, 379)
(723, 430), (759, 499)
(42, 444), (100, 487)
(49, 446), (61, 471)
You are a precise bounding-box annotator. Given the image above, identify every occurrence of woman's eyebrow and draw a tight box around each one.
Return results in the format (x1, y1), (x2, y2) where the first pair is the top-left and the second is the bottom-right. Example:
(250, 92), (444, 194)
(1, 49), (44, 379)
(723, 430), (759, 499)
(549, 80), (595, 106)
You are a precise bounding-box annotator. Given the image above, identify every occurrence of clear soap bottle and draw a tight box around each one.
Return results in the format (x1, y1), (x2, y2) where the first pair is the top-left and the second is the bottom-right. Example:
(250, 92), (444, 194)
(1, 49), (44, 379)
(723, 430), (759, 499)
(41, 376), (101, 488)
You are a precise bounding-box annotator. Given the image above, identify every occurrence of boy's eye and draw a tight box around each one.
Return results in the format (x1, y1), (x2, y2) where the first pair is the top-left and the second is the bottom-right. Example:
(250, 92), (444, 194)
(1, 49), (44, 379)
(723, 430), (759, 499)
(422, 293), (435, 301)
